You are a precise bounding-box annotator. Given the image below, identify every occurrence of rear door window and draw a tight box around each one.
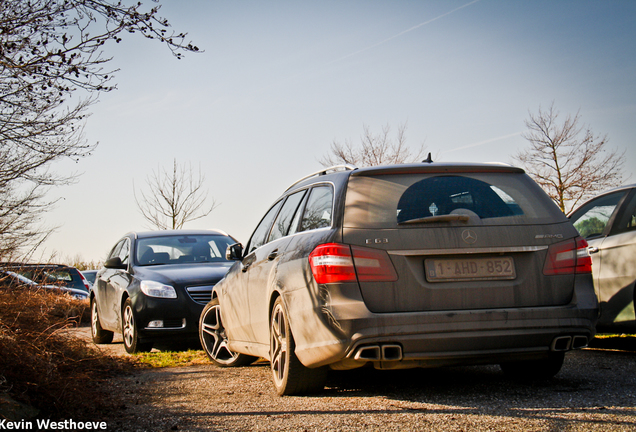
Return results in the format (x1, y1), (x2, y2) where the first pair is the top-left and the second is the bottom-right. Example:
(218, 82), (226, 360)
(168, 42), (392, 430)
(268, 190), (307, 243)
(300, 186), (334, 231)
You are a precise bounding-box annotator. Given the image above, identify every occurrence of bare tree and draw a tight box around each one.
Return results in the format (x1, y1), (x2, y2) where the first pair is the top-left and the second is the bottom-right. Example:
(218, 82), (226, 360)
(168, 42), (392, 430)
(514, 103), (625, 215)
(135, 159), (218, 230)
(320, 123), (427, 167)
(0, 0), (199, 259)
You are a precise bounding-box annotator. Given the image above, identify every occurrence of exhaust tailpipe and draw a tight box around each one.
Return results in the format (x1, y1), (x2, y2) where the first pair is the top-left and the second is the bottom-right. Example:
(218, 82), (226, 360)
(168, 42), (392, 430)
(571, 335), (589, 349)
(551, 336), (572, 351)
(353, 344), (403, 361)
(354, 345), (381, 361)
(382, 344), (403, 361)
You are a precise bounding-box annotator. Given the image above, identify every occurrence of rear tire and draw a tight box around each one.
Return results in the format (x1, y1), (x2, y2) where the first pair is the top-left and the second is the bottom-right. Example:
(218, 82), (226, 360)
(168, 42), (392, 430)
(122, 298), (153, 354)
(199, 298), (257, 367)
(270, 297), (327, 395)
(91, 298), (113, 344)
(500, 352), (565, 380)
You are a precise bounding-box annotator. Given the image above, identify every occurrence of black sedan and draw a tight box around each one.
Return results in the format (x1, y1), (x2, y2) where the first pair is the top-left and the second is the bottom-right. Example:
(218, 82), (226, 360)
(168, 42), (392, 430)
(91, 230), (236, 353)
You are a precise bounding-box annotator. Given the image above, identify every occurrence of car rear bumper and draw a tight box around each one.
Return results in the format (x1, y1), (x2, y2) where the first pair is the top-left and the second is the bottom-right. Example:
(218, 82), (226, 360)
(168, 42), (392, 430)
(287, 275), (598, 369)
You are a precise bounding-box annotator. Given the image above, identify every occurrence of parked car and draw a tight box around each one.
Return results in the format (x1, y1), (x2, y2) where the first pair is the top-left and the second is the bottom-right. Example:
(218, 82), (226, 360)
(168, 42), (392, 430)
(1, 263), (91, 293)
(200, 162), (598, 395)
(569, 184), (636, 331)
(0, 268), (89, 301)
(91, 230), (236, 353)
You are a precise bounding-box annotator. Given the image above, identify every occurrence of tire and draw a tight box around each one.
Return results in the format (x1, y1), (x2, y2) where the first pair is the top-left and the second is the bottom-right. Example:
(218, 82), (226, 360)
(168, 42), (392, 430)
(199, 298), (257, 367)
(91, 298), (113, 344)
(270, 297), (328, 395)
(500, 352), (565, 380)
(122, 298), (153, 354)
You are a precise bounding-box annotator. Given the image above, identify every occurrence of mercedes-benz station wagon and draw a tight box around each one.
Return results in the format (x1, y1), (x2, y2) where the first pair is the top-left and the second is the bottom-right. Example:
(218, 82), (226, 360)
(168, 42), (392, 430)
(199, 162), (598, 395)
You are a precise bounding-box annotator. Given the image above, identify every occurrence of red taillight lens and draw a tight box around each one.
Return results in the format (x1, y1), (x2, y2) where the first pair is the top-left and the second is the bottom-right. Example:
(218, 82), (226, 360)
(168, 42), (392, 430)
(351, 245), (398, 282)
(309, 243), (398, 284)
(79, 272), (91, 291)
(309, 244), (356, 284)
(543, 236), (592, 275)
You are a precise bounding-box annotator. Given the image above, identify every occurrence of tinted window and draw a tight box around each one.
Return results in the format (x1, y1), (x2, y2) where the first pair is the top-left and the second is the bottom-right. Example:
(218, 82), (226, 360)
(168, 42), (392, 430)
(247, 200), (283, 253)
(614, 191), (636, 234)
(300, 186), (333, 231)
(397, 176), (522, 223)
(288, 191), (309, 236)
(108, 239), (125, 261)
(268, 190), (307, 243)
(16, 268), (85, 290)
(136, 235), (234, 265)
(118, 238), (130, 265)
(570, 191), (626, 238)
(344, 172), (564, 229)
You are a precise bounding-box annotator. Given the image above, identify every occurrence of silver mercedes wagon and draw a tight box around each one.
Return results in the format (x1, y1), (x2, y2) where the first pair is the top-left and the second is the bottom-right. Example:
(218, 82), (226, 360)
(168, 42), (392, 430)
(200, 162), (598, 395)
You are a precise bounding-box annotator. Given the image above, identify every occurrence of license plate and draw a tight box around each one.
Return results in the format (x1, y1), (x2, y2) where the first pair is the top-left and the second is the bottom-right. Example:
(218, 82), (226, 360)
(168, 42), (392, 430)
(425, 257), (516, 282)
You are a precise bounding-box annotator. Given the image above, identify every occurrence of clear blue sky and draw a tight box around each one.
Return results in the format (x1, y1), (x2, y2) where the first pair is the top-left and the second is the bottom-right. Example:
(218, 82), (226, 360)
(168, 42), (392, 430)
(42, 0), (636, 263)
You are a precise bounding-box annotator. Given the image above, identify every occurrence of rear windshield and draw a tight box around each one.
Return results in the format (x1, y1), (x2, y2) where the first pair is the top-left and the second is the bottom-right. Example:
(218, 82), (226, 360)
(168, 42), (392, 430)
(17, 268), (86, 291)
(344, 172), (565, 228)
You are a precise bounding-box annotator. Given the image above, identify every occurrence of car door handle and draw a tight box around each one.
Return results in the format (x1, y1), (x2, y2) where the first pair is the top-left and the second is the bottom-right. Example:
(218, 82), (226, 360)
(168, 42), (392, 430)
(588, 246), (600, 254)
(268, 250), (279, 261)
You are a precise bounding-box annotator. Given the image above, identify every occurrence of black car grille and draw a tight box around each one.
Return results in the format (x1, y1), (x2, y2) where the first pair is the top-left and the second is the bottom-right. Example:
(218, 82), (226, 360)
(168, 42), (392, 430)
(186, 285), (214, 305)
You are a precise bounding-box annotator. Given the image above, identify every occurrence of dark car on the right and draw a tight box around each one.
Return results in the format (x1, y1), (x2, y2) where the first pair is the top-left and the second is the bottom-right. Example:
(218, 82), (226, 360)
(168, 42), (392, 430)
(570, 184), (636, 331)
(201, 162), (599, 395)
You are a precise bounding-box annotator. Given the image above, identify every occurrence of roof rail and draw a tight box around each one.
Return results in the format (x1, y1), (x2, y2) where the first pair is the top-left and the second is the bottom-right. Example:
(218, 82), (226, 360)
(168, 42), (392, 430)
(285, 164), (357, 191)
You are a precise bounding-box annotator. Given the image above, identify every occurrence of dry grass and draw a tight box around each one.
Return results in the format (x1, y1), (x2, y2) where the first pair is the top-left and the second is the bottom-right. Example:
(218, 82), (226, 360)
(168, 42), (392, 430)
(0, 286), (137, 420)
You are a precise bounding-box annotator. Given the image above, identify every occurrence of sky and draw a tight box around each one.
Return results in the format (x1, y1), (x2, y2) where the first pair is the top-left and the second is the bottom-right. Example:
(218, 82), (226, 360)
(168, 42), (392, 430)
(41, 0), (636, 263)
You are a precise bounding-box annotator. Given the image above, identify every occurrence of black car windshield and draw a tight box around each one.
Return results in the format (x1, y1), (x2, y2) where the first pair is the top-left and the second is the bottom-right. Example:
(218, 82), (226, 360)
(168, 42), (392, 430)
(344, 172), (565, 228)
(136, 235), (233, 266)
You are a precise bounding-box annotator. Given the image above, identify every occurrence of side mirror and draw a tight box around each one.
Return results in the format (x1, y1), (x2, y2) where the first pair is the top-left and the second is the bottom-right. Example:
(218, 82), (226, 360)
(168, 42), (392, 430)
(104, 257), (127, 270)
(226, 243), (244, 261)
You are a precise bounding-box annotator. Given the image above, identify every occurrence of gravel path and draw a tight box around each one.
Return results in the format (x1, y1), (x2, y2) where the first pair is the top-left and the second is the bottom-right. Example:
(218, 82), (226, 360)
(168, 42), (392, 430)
(96, 343), (636, 431)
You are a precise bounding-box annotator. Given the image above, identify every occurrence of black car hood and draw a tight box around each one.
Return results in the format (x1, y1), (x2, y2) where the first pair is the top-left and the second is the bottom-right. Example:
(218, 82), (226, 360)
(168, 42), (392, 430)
(133, 262), (233, 286)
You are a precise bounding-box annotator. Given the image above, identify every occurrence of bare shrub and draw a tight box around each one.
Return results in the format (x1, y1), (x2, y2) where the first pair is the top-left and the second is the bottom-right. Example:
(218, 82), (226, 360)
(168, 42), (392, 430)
(0, 286), (136, 419)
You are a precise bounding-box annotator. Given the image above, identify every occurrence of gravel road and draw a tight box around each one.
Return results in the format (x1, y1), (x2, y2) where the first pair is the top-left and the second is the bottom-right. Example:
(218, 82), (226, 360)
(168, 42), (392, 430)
(72, 325), (636, 432)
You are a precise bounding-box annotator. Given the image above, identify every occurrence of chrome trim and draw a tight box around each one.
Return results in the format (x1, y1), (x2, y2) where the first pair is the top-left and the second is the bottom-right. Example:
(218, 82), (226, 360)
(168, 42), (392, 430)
(389, 245), (549, 256)
(186, 285), (214, 305)
(285, 165), (356, 191)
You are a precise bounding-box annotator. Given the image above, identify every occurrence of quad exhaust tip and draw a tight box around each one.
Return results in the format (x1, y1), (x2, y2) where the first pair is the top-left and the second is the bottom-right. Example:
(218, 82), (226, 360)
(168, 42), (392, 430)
(354, 344), (403, 361)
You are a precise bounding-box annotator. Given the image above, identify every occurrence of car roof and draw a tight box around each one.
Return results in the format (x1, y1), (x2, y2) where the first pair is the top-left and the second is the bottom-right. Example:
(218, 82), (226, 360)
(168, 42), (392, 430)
(286, 162), (525, 193)
(571, 183), (636, 212)
(593, 183), (636, 196)
(0, 263), (75, 270)
(350, 162), (525, 176)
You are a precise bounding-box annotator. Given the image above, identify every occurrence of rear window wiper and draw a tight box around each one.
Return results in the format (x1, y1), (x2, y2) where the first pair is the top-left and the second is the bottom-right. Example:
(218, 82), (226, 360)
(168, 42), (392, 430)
(398, 214), (470, 225)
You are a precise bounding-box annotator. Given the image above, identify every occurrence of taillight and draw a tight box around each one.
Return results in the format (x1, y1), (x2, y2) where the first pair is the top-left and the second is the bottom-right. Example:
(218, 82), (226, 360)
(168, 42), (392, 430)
(79, 272), (91, 291)
(543, 236), (592, 275)
(309, 243), (398, 284)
